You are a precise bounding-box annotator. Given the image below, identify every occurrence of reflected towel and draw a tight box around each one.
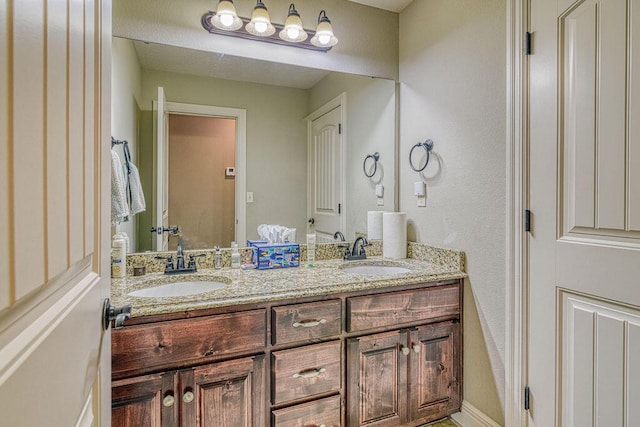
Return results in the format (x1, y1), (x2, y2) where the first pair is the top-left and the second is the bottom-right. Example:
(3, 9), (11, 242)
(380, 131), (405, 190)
(124, 161), (146, 215)
(111, 150), (130, 224)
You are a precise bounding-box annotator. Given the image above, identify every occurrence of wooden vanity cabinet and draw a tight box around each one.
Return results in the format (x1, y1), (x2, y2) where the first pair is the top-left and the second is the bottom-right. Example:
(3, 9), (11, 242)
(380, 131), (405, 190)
(112, 279), (462, 427)
(112, 355), (265, 427)
(346, 322), (460, 427)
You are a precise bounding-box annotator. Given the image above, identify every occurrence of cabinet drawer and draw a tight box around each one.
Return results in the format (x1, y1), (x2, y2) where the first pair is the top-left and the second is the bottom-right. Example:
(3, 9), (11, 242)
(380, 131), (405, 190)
(112, 309), (266, 378)
(272, 341), (341, 405)
(272, 395), (341, 427)
(272, 299), (341, 346)
(347, 285), (459, 332)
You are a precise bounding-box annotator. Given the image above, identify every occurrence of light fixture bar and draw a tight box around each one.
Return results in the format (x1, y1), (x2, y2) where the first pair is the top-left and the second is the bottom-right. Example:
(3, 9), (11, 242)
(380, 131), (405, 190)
(201, 10), (334, 52)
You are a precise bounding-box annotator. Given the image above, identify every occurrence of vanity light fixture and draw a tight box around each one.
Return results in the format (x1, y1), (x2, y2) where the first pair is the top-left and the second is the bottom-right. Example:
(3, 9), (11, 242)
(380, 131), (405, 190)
(310, 10), (338, 48)
(201, 2), (337, 52)
(279, 4), (307, 42)
(245, 0), (275, 36)
(210, 0), (243, 31)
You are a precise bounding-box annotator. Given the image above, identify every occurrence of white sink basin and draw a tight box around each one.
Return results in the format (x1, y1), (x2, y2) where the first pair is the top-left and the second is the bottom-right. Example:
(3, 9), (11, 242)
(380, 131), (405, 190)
(128, 280), (227, 298)
(340, 264), (411, 276)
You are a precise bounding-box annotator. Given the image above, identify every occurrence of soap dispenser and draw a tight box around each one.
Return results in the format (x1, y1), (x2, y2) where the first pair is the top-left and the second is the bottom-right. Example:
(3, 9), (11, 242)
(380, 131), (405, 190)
(231, 242), (241, 269)
(214, 246), (222, 270)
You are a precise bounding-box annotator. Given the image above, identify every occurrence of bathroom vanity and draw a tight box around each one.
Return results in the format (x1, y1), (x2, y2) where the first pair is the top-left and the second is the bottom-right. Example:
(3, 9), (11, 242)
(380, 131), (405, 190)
(110, 249), (465, 426)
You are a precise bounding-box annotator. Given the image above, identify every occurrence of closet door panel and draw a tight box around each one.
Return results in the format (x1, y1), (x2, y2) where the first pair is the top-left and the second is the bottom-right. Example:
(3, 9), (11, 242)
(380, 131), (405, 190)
(46, 0), (70, 279)
(12, 0), (46, 299)
(83, 0), (95, 256)
(0, 0), (8, 309)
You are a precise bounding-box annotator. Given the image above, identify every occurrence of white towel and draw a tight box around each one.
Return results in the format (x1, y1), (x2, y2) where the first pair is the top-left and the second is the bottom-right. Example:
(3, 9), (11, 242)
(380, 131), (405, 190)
(111, 150), (130, 224)
(124, 161), (146, 215)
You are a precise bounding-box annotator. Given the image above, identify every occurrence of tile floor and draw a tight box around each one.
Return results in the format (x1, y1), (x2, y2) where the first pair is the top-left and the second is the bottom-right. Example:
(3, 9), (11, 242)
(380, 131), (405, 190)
(423, 418), (459, 427)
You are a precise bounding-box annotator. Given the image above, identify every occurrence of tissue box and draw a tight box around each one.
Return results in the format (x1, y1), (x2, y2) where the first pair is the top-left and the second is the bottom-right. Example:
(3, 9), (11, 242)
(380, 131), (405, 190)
(248, 241), (300, 270)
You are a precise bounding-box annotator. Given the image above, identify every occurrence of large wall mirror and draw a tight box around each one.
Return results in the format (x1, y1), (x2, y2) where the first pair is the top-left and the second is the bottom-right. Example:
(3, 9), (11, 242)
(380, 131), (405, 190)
(112, 37), (397, 253)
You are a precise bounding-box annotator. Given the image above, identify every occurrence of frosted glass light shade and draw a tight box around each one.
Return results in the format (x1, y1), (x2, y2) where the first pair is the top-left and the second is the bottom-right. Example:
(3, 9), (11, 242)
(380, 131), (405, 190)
(310, 11), (338, 48)
(279, 4), (308, 42)
(211, 0), (243, 31)
(246, 0), (275, 36)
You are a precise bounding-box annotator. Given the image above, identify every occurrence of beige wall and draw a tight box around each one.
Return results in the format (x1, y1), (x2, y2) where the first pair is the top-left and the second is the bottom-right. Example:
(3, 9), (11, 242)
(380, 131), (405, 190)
(113, 0), (399, 80)
(111, 37), (142, 250)
(399, 0), (506, 424)
(168, 115), (236, 249)
(138, 69), (309, 250)
(310, 74), (396, 239)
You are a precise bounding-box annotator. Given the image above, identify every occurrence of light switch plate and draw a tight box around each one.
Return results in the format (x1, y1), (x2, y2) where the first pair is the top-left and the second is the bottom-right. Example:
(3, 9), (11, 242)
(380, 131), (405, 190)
(377, 198), (384, 206)
(246, 192), (254, 203)
(417, 196), (426, 207)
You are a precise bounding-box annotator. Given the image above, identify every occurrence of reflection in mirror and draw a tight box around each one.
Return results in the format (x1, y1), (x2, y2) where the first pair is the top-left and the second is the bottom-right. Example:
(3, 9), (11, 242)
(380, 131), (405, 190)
(111, 37), (397, 252)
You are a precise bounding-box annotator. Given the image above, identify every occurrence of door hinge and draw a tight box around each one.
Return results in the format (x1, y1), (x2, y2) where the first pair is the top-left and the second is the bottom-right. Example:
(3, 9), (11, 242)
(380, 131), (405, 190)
(338, 123), (342, 134)
(525, 32), (532, 55)
(524, 386), (531, 410)
(525, 209), (531, 232)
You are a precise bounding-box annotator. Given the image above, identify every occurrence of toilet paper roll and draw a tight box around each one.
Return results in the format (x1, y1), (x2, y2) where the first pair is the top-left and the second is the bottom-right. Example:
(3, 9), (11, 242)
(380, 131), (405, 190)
(367, 211), (384, 240)
(383, 212), (407, 259)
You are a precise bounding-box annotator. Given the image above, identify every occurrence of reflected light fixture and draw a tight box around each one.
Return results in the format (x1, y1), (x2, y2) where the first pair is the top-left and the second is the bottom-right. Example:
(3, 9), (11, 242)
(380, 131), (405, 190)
(310, 10), (338, 48)
(246, 0), (275, 36)
(279, 4), (308, 42)
(201, 2), (337, 52)
(211, 0), (243, 31)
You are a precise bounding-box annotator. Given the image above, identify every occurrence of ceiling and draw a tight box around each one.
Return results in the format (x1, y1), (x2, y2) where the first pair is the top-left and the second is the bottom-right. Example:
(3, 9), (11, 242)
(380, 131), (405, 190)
(347, 0), (414, 13)
(131, 40), (330, 89)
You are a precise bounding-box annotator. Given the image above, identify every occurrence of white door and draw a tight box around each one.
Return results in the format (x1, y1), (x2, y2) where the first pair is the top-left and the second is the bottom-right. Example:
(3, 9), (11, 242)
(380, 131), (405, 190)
(0, 0), (111, 425)
(529, 0), (640, 425)
(153, 87), (169, 251)
(308, 105), (344, 242)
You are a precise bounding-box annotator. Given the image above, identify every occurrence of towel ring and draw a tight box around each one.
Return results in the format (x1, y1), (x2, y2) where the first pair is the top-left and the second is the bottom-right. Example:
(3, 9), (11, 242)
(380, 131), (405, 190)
(409, 140), (434, 172)
(363, 152), (380, 178)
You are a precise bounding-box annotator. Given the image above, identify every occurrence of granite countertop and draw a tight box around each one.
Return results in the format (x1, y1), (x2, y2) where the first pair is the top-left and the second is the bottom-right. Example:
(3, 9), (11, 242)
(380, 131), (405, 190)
(111, 254), (467, 318)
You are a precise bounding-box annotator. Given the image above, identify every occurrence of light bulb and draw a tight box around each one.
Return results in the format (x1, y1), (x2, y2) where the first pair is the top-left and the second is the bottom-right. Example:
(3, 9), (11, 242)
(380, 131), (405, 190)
(254, 21), (268, 33)
(219, 13), (234, 27)
(286, 27), (300, 40)
(318, 34), (331, 45)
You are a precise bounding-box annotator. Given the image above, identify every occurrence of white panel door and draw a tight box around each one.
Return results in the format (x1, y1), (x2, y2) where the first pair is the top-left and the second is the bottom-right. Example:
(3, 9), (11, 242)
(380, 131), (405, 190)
(529, 0), (640, 425)
(0, 0), (111, 425)
(309, 105), (344, 242)
(154, 86), (169, 251)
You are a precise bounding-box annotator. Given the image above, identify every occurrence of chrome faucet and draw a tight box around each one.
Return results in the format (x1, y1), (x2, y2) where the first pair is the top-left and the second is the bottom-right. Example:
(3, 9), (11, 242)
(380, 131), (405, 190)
(344, 236), (368, 261)
(176, 239), (186, 270)
(155, 239), (205, 274)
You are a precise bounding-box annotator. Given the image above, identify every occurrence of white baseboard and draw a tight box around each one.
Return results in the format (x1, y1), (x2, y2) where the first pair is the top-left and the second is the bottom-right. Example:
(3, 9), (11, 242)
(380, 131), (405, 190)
(450, 400), (502, 427)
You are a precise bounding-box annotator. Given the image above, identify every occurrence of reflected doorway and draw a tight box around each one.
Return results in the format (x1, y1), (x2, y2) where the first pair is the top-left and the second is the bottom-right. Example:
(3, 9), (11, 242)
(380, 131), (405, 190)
(168, 114), (236, 249)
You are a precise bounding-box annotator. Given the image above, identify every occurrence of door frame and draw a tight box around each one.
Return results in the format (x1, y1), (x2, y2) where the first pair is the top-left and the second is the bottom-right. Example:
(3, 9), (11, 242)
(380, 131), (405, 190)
(305, 93), (347, 237)
(506, 0), (529, 426)
(157, 101), (247, 246)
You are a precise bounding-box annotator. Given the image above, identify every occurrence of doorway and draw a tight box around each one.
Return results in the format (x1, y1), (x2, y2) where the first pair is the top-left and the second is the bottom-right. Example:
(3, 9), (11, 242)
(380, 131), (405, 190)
(168, 114), (236, 249)
(153, 97), (247, 250)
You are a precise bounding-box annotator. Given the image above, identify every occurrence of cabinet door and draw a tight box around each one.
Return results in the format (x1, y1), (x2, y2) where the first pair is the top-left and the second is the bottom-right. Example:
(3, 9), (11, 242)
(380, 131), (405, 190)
(347, 330), (408, 426)
(408, 322), (461, 422)
(112, 371), (178, 427)
(180, 355), (266, 427)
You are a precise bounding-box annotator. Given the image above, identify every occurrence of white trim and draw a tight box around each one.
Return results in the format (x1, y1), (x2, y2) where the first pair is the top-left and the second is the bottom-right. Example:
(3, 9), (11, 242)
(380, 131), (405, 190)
(163, 101), (247, 245)
(505, 0), (529, 426)
(451, 400), (503, 427)
(75, 392), (94, 427)
(305, 93), (348, 237)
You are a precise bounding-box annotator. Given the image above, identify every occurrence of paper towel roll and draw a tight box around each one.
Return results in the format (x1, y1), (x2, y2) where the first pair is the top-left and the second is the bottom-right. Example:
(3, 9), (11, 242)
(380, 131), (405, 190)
(383, 212), (407, 259)
(367, 211), (383, 240)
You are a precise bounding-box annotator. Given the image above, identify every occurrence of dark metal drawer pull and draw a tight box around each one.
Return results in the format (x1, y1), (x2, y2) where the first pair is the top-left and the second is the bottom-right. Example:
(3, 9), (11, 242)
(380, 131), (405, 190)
(292, 367), (326, 379)
(292, 318), (327, 328)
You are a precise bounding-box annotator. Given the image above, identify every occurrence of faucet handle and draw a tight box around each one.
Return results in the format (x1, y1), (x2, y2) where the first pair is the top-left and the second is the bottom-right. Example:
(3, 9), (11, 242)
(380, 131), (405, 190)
(154, 255), (174, 272)
(187, 253), (206, 270)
